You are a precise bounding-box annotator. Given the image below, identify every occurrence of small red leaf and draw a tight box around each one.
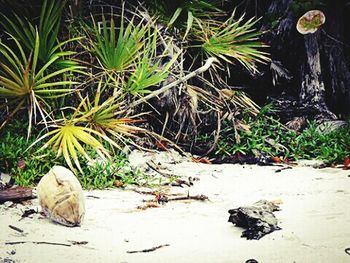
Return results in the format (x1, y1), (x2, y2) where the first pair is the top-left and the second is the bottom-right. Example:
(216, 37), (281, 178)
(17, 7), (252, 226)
(343, 157), (350, 170)
(155, 140), (168, 151)
(17, 159), (26, 170)
(271, 156), (282, 163)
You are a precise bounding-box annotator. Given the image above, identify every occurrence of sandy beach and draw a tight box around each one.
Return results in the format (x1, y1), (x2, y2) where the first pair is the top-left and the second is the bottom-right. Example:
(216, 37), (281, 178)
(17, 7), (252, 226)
(1, 158), (350, 263)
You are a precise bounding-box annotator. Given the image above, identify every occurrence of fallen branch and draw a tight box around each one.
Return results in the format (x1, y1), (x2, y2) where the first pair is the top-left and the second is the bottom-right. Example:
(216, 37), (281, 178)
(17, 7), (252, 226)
(127, 244), (170, 254)
(133, 189), (182, 197)
(0, 186), (34, 202)
(137, 202), (160, 210)
(5, 241), (71, 247)
(149, 193), (209, 204)
(126, 58), (217, 109)
(170, 179), (192, 187)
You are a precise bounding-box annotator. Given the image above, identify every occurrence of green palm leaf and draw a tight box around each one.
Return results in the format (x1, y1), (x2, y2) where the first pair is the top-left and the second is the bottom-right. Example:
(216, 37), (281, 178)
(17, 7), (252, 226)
(0, 32), (83, 137)
(194, 13), (270, 73)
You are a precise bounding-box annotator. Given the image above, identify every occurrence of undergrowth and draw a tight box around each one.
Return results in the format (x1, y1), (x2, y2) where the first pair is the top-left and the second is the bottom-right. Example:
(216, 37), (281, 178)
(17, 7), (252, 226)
(2, 114), (349, 188)
(216, 113), (350, 164)
(0, 121), (144, 188)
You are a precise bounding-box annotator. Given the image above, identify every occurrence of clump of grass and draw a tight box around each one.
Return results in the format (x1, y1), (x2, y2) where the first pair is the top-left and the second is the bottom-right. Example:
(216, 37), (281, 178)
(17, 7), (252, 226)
(289, 121), (350, 163)
(79, 152), (141, 190)
(215, 112), (350, 164)
(0, 120), (61, 186)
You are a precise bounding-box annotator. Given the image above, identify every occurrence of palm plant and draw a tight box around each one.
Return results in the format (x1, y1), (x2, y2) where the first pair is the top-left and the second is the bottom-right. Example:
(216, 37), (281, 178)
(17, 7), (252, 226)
(78, 81), (145, 140)
(91, 13), (146, 72)
(29, 114), (115, 174)
(0, 0), (78, 66)
(30, 80), (146, 173)
(125, 28), (179, 96)
(0, 32), (83, 137)
(193, 13), (269, 73)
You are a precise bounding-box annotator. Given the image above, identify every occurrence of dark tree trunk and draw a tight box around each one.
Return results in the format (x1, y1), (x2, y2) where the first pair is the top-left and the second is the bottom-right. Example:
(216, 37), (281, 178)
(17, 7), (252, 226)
(260, 0), (350, 125)
(300, 32), (336, 121)
(322, 0), (350, 116)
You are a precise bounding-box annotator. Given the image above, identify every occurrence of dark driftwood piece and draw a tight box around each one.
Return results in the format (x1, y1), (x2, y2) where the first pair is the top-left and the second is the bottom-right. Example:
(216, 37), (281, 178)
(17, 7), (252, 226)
(228, 200), (281, 240)
(19, 209), (38, 220)
(0, 186), (34, 202)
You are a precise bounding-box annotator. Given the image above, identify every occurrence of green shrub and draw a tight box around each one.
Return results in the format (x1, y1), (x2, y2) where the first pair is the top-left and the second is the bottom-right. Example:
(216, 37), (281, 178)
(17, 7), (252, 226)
(216, 114), (350, 164)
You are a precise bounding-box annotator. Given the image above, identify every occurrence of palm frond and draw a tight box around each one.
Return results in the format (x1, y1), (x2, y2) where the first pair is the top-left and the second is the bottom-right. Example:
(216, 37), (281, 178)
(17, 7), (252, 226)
(0, 32), (83, 137)
(91, 12), (146, 72)
(194, 12), (270, 73)
(0, 0), (70, 64)
(125, 27), (180, 96)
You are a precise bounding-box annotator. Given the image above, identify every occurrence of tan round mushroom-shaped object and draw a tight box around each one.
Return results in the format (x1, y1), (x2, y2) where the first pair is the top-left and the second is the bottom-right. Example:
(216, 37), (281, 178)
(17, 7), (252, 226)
(296, 10), (326, 34)
(37, 166), (85, 227)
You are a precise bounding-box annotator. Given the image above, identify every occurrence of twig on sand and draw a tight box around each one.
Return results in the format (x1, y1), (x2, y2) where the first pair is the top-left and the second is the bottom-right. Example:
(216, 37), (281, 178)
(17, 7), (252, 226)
(275, 166), (293, 173)
(133, 189), (182, 197)
(146, 161), (174, 178)
(151, 193), (209, 203)
(68, 240), (89, 245)
(167, 194), (209, 202)
(127, 244), (170, 254)
(137, 202), (160, 210)
(86, 195), (101, 199)
(5, 241), (72, 247)
(8, 225), (24, 233)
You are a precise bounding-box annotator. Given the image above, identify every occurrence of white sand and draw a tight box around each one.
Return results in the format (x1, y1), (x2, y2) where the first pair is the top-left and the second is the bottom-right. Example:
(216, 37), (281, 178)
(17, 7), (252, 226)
(1, 162), (350, 263)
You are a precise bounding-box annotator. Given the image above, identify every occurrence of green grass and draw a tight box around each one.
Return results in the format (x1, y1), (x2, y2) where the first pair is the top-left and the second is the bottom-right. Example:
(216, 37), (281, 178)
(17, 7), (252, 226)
(79, 152), (143, 190)
(2, 113), (349, 189)
(0, 120), (147, 188)
(0, 120), (61, 186)
(215, 113), (350, 164)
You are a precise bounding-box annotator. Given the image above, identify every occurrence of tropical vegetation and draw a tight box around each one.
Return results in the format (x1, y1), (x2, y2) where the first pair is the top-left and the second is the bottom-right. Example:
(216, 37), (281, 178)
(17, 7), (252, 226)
(0, 0), (348, 188)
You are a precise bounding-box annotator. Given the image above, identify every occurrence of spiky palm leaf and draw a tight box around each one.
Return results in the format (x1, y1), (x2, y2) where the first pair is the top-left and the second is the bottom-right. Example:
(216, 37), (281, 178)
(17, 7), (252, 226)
(29, 83), (146, 173)
(194, 12), (270, 73)
(125, 27), (180, 96)
(29, 118), (115, 174)
(0, 0), (78, 66)
(0, 32), (84, 137)
(78, 81), (146, 143)
(91, 13), (146, 72)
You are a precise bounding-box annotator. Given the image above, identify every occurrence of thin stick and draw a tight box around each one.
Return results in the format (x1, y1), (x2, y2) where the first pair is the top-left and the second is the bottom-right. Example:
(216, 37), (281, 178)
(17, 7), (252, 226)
(168, 194), (209, 202)
(9, 225), (24, 233)
(5, 241), (71, 247)
(126, 58), (217, 109)
(127, 244), (170, 254)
